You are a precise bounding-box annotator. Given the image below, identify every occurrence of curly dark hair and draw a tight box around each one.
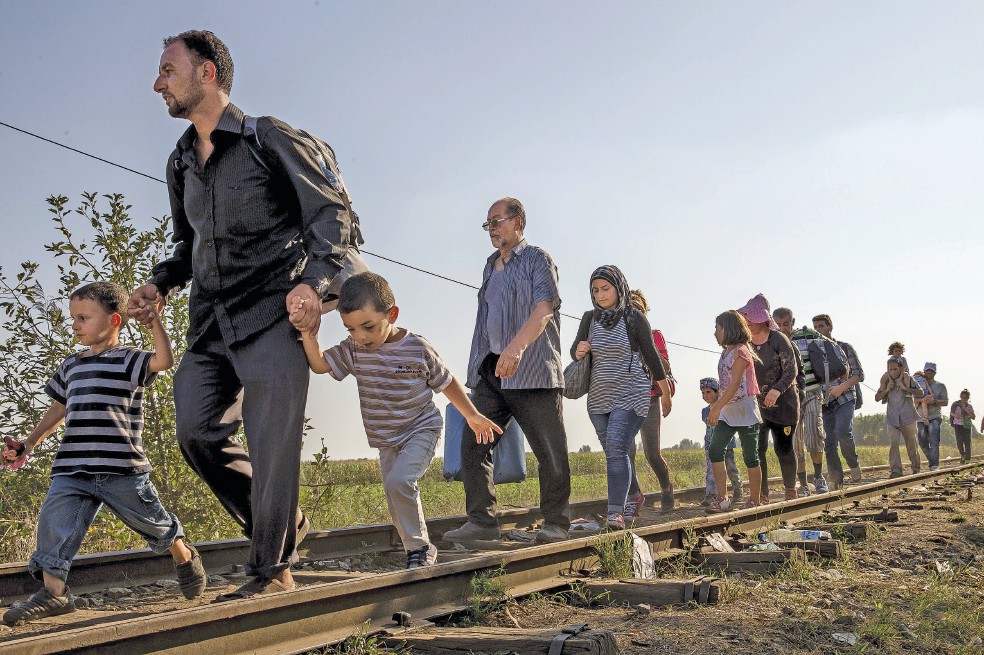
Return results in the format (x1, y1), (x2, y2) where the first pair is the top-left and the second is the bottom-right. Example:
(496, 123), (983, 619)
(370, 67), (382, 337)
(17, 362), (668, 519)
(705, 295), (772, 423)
(163, 30), (234, 94)
(70, 282), (130, 325)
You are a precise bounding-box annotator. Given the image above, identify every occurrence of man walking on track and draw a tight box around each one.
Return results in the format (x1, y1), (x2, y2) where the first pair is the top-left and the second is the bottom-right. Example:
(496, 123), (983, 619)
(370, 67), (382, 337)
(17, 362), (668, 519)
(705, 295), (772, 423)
(443, 197), (572, 545)
(130, 30), (356, 600)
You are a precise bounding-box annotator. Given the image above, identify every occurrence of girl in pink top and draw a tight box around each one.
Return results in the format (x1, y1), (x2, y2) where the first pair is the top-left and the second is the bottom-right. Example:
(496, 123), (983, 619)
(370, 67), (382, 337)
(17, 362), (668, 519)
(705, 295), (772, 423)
(705, 310), (763, 513)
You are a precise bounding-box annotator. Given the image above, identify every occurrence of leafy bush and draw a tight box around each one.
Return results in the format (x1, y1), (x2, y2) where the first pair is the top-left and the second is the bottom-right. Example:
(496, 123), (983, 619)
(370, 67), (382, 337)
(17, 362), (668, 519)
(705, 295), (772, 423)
(0, 193), (240, 561)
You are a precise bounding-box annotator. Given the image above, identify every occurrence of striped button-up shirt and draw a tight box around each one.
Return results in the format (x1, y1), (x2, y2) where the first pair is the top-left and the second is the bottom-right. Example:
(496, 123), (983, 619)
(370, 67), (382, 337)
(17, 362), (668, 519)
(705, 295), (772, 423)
(466, 240), (564, 390)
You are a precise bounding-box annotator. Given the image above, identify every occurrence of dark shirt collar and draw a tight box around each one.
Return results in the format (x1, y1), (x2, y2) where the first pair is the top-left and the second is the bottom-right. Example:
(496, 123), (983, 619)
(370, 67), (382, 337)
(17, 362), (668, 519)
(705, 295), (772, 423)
(486, 238), (529, 266)
(175, 102), (245, 153)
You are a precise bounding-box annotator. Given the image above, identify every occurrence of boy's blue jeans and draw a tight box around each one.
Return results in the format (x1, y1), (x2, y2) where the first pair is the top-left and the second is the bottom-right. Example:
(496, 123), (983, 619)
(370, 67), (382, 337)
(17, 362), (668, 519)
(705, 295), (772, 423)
(704, 429), (741, 499)
(590, 409), (646, 514)
(917, 418), (942, 467)
(29, 473), (183, 582)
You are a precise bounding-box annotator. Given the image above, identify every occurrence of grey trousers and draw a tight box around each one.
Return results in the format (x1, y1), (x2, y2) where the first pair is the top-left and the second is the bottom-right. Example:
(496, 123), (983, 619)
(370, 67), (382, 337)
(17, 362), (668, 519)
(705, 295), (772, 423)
(173, 317), (309, 579)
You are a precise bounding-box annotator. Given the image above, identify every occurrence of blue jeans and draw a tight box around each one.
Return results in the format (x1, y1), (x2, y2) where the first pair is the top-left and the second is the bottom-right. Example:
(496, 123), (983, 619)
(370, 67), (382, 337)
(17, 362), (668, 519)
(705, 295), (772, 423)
(29, 473), (183, 582)
(590, 409), (646, 514)
(821, 400), (860, 483)
(917, 418), (942, 467)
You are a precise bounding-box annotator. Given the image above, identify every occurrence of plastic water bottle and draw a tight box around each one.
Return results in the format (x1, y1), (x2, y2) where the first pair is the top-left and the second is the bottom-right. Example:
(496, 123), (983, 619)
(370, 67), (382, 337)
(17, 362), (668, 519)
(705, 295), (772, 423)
(764, 528), (831, 542)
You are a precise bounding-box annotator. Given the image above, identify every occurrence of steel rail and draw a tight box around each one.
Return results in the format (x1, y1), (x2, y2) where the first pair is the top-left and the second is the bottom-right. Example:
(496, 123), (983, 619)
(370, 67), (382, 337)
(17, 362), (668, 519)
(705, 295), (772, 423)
(2, 461), (979, 655)
(0, 459), (945, 599)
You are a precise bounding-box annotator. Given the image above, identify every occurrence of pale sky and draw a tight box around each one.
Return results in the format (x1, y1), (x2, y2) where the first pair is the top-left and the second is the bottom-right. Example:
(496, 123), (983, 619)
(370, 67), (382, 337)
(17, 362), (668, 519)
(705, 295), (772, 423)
(1, 2), (982, 460)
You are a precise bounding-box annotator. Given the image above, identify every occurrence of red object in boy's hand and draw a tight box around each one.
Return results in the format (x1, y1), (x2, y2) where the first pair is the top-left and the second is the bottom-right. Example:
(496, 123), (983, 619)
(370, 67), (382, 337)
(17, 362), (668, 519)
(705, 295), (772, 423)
(2, 436), (28, 470)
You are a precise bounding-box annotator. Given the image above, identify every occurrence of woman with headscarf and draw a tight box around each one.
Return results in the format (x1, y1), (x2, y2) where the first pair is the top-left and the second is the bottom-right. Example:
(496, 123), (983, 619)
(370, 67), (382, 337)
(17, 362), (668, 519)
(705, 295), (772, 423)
(571, 266), (672, 529)
(738, 293), (801, 503)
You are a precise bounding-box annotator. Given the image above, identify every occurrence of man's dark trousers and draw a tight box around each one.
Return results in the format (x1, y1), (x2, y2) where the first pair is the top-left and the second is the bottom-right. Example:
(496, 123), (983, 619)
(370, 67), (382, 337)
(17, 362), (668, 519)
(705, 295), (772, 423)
(461, 354), (571, 530)
(173, 316), (309, 579)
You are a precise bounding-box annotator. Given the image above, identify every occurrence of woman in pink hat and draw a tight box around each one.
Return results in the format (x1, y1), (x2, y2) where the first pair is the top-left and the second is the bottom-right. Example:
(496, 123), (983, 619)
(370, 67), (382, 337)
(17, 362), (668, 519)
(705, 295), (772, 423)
(738, 293), (801, 503)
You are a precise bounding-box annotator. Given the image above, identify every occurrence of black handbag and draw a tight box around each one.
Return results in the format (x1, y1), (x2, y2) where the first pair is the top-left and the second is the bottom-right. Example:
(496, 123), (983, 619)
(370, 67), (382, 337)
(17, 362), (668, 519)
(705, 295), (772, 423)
(563, 352), (592, 400)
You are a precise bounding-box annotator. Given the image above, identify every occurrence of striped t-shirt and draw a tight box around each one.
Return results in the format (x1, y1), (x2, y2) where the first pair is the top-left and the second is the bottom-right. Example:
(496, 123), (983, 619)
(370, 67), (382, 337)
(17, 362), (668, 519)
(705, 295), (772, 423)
(323, 331), (453, 448)
(44, 346), (157, 477)
(586, 318), (652, 417)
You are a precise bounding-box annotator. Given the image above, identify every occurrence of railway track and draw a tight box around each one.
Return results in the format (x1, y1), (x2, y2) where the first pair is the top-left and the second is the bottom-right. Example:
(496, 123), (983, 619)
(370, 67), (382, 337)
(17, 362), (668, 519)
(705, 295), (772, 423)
(1, 457), (980, 654)
(0, 459), (942, 600)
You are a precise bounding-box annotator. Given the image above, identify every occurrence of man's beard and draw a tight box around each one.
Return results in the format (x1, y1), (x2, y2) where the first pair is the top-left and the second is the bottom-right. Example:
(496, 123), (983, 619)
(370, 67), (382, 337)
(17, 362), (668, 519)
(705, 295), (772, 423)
(168, 84), (205, 118)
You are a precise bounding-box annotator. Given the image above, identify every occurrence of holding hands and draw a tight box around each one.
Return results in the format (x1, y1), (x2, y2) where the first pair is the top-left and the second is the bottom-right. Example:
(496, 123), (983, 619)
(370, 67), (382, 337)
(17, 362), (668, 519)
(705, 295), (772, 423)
(127, 284), (165, 329)
(287, 284), (322, 334)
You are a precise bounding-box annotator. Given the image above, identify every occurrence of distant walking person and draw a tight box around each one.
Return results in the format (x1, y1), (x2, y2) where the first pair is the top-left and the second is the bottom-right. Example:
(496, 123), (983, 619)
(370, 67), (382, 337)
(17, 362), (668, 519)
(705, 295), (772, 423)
(739, 294), (800, 502)
(950, 389), (974, 464)
(916, 362), (948, 470)
(874, 356), (924, 477)
(627, 289), (677, 514)
(812, 314), (865, 489)
(570, 269), (671, 529)
(698, 378), (742, 506)
(443, 198), (572, 545)
(131, 31), (359, 600)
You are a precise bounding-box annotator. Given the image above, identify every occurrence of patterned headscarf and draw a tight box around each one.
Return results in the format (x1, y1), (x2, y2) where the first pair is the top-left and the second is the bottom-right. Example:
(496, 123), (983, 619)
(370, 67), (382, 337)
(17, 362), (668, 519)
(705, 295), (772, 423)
(590, 265), (632, 329)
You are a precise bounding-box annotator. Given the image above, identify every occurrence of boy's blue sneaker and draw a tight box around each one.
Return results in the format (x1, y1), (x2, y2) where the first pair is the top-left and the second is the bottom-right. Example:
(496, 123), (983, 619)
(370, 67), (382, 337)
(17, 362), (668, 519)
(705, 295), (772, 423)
(3, 587), (76, 625)
(813, 476), (829, 494)
(406, 544), (438, 569)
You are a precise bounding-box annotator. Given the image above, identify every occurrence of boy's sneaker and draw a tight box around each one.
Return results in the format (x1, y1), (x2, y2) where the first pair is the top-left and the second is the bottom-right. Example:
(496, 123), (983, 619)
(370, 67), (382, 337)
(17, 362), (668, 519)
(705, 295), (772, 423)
(442, 521), (500, 542)
(797, 485), (812, 498)
(606, 512), (625, 530)
(699, 496), (715, 507)
(704, 497), (733, 514)
(3, 587), (76, 625)
(849, 467), (863, 483)
(623, 492), (645, 519)
(175, 544), (207, 600)
(406, 544), (438, 569)
(739, 499), (759, 510)
(813, 476), (829, 494)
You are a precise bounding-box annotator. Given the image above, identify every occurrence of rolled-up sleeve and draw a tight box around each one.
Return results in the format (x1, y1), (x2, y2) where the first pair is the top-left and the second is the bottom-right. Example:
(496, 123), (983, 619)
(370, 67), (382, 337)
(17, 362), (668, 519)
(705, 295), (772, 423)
(530, 249), (561, 310)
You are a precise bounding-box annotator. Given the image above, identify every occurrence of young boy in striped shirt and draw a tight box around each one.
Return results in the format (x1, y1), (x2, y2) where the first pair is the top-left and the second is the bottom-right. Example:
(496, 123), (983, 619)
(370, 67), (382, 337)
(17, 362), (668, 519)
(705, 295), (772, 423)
(1, 282), (206, 626)
(293, 272), (501, 568)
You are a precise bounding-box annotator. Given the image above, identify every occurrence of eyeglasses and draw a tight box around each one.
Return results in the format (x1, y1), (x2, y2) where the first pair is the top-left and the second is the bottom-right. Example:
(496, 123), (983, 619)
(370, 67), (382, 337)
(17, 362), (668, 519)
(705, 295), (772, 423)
(481, 216), (516, 231)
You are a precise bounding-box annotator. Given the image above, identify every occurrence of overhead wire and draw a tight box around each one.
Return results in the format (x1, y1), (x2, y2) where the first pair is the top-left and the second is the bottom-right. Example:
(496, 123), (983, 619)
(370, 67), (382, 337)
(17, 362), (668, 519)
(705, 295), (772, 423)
(2, 119), (834, 360)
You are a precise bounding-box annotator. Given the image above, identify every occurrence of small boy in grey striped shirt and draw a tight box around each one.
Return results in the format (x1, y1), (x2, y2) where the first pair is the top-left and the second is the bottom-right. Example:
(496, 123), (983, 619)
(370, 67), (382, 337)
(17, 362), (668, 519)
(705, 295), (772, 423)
(294, 272), (501, 568)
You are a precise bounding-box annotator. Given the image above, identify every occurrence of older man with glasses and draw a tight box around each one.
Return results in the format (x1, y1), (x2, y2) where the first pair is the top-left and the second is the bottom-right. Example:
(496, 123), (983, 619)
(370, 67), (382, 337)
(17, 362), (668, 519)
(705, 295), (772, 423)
(442, 197), (572, 545)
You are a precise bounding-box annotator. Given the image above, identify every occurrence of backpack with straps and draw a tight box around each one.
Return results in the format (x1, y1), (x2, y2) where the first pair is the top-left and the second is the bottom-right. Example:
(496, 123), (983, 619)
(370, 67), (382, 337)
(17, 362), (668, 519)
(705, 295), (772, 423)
(171, 114), (369, 313)
(807, 337), (849, 384)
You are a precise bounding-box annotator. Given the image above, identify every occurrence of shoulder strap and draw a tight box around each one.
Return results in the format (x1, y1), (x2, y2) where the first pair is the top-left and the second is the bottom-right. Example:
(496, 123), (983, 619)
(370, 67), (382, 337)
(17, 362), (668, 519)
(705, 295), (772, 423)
(242, 115), (274, 175)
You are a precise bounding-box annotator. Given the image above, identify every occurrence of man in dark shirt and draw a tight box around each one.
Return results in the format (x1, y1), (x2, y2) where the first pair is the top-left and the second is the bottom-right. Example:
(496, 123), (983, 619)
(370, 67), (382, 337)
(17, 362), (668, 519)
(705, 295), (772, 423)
(130, 30), (354, 600)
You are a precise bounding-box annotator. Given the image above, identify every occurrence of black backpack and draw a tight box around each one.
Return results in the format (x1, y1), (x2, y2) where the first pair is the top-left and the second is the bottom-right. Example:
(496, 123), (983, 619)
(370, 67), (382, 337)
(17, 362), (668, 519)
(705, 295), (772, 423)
(807, 338), (849, 384)
(242, 116), (364, 247)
